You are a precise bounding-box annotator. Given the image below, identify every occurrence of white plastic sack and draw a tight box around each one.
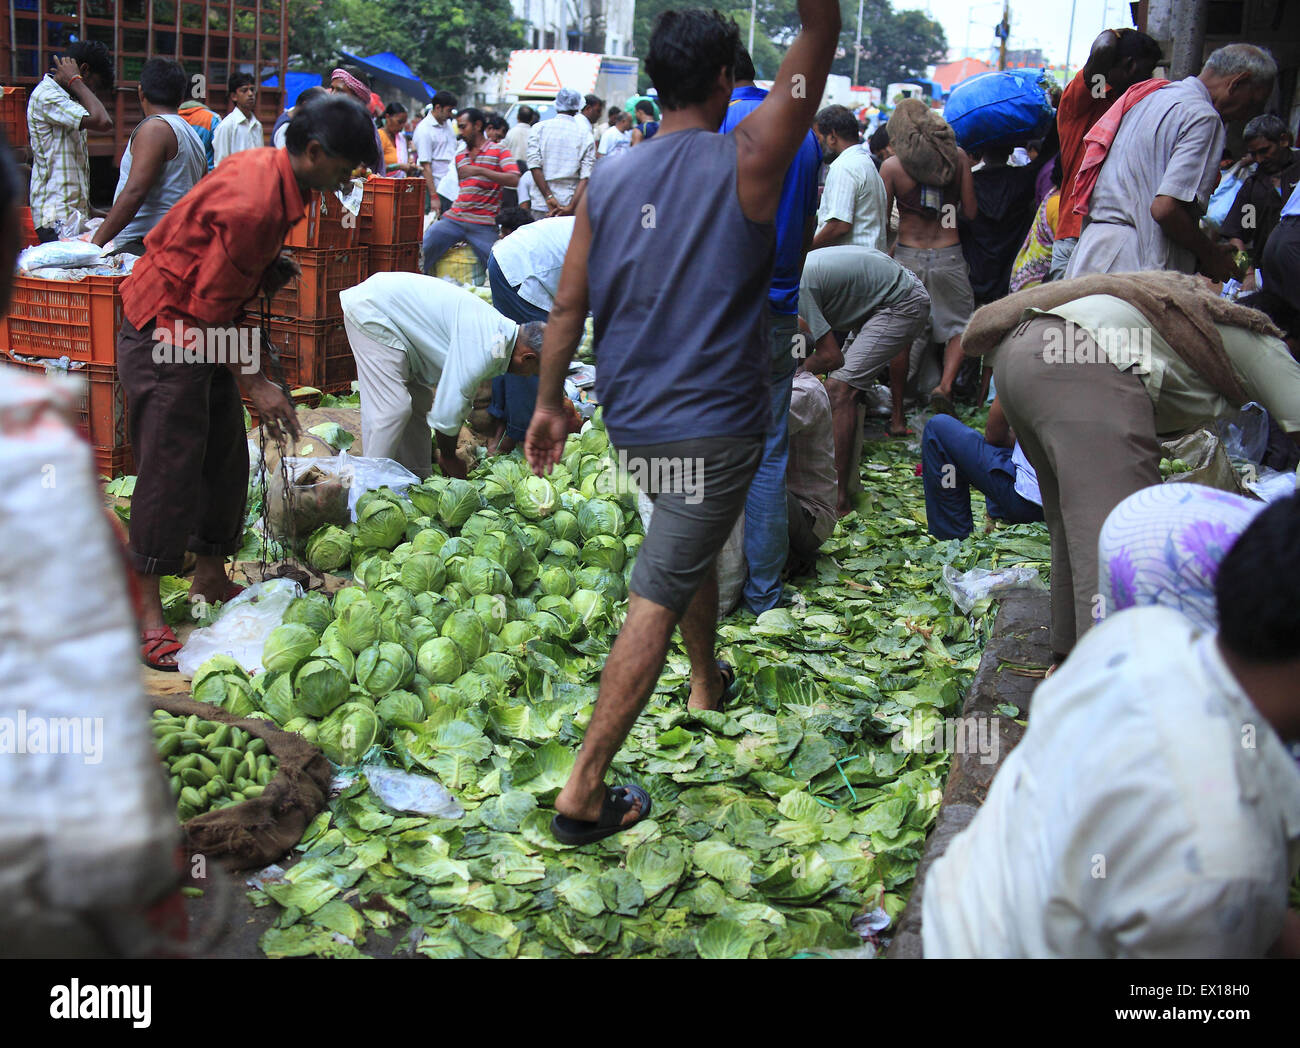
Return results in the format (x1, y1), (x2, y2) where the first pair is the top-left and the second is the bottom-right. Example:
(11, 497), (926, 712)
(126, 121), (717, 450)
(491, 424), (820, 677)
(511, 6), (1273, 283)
(0, 367), (178, 950)
(176, 578), (303, 678)
(637, 492), (746, 618)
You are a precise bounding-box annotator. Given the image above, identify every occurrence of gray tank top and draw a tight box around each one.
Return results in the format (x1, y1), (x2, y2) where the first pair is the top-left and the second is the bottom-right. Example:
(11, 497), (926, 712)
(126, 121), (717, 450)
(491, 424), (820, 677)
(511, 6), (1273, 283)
(114, 114), (206, 245)
(585, 128), (775, 446)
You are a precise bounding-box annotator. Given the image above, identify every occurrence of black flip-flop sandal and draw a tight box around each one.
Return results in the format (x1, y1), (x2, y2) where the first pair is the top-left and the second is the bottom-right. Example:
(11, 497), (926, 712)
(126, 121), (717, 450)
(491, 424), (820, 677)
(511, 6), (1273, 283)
(550, 784), (652, 846)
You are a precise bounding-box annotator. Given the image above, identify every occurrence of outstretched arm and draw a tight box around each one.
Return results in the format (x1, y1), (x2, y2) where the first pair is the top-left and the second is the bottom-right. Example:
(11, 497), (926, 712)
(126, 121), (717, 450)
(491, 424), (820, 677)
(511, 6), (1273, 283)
(732, 0), (840, 223)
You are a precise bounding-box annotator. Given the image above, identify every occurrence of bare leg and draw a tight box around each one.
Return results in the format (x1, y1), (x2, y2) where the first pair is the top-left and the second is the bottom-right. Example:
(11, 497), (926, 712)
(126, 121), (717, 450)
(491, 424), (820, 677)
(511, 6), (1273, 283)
(553, 593), (677, 824)
(976, 364), (991, 408)
(931, 333), (966, 404)
(887, 349), (909, 435)
(682, 565), (726, 711)
(827, 377), (858, 517)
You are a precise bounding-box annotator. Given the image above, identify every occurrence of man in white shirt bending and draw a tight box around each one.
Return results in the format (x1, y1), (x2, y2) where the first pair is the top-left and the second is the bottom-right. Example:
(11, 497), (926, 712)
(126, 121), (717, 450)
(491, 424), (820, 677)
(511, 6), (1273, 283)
(923, 493), (1300, 959)
(340, 274), (544, 478)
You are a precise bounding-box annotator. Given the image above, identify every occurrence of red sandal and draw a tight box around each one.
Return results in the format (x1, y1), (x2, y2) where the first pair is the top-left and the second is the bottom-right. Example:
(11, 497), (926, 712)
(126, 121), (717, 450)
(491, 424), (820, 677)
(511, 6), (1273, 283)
(141, 626), (183, 672)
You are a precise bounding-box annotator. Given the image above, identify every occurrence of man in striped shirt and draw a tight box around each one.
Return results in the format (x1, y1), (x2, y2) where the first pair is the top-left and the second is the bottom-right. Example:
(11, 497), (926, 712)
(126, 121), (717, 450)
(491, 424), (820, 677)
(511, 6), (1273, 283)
(422, 107), (519, 273)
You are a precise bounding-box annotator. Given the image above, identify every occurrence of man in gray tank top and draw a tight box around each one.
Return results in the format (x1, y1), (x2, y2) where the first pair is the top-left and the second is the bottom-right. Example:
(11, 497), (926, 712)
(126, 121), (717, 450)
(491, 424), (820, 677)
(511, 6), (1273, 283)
(523, 1), (842, 846)
(91, 59), (205, 256)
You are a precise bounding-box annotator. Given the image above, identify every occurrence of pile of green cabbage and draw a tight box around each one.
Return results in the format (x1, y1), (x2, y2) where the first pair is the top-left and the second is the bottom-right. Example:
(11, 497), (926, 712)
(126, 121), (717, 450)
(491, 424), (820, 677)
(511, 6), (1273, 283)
(194, 414), (1052, 959)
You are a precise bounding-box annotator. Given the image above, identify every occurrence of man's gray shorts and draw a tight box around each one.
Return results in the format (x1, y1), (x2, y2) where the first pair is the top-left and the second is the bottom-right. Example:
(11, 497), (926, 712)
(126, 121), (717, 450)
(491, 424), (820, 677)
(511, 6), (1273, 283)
(893, 243), (975, 343)
(829, 275), (931, 390)
(623, 436), (762, 616)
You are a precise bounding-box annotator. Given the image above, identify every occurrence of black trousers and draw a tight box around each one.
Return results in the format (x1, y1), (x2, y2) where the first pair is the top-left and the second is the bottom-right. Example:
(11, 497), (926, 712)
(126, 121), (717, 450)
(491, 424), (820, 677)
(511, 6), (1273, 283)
(116, 316), (249, 575)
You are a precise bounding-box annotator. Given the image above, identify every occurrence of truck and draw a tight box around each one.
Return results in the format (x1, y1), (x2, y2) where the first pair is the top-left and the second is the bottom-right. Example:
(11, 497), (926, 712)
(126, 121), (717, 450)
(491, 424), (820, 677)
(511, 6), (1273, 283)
(498, 49), (639, 124)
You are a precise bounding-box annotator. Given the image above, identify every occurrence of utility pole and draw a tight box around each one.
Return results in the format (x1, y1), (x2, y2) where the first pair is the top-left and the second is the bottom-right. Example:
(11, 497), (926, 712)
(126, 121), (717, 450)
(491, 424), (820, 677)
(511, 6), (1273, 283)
(854, 0), (864, 86)
(997, 0), (1009, 71)
(1063, 0), (1077, 81)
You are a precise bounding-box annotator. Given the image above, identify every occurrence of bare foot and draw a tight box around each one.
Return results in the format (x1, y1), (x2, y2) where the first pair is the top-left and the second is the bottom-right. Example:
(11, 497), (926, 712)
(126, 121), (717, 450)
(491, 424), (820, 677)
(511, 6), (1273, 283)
(554, 781), (642, 826)
(687, 663), (726, 712)
(836, 503), (853, 519)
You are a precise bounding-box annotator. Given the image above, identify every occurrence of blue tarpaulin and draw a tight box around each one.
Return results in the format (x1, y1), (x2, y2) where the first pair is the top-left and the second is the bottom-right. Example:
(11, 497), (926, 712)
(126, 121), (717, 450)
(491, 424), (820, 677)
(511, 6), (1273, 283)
(339, 51), (436, 102)
(261, 72), (323, 110)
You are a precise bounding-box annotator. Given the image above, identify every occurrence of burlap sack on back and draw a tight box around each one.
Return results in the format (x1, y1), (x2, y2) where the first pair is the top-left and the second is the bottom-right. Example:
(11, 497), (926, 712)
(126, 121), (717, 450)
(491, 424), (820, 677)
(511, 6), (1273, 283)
(152, 696), (333, 870)
(888, 98), (959, 188)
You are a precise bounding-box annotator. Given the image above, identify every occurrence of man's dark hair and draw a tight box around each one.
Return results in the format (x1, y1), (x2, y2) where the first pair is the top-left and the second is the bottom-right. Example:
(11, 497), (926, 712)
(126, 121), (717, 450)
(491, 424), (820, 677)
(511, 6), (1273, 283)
(485, 113), (508, 134)
(517, 105), (538, 125)
(733, 44), (757, 83)
(1239, 289), (1300, 342)
(584, 93), (603, 110)
(646, 9), (739, 111)
(285, 94), (378, 166)
(1216, 493), (1300, 662)
(635, 99), (658, 118)
(295, 85), (328, 110)
(497, 206), (535, 235)
(67, 40), (114, 91)
(228, 72), (256, 94)
(868, 126), (890, 154)
(459, 107), (486, 130)
(1114, 28), (1164, 66)
(815, 105), (860, 142)
(384, 101), (408, 118)
(432, 90), (459, 111)
(139, 58), (187, 107)
(1244, 113), (1289, 143)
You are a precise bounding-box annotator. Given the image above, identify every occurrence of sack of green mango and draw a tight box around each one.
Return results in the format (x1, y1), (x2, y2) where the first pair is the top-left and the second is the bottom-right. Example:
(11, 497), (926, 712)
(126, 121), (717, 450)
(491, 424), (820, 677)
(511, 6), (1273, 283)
(149, 695), (333, 870)
(1159, 428), (1246, 496)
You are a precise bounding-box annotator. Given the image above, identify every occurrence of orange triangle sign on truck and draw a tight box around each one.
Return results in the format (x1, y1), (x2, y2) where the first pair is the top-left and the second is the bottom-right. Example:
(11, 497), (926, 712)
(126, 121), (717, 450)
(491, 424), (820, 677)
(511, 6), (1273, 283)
(525, 56), (564, 94)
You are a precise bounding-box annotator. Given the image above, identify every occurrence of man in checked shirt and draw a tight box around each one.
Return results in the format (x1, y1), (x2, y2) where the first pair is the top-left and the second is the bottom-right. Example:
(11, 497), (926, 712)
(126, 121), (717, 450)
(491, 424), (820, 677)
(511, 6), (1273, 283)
(525, 88), (595, 216)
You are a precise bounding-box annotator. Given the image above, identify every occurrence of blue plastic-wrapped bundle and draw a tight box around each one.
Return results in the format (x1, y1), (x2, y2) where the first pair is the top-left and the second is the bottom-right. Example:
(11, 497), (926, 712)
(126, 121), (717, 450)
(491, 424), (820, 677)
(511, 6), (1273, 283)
(944, 69), (1054, 152)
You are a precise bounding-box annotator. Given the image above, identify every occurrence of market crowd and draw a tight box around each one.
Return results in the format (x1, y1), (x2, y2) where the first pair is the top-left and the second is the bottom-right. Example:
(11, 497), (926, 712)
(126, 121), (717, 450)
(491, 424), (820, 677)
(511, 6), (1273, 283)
(3, 2), (1300, 961)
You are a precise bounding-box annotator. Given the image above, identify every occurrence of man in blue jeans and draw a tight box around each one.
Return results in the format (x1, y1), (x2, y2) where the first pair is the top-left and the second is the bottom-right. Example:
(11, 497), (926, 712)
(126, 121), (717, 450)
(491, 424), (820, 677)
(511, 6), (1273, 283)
(720, 43), (823, 614)
(921, 397), (1043, 539)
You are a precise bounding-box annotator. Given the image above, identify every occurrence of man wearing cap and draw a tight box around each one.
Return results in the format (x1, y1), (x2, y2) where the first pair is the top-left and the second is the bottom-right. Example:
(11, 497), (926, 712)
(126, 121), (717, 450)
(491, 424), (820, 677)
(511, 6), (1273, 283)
(525, 88), (595, 216)
(330, 67), (387, 174)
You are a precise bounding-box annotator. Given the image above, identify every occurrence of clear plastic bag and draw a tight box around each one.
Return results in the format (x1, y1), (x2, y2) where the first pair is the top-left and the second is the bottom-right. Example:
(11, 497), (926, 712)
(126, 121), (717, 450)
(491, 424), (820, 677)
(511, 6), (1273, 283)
(175, 578), (304, 678)
(337, 451), (421, 519)
(942, 564), (1046, 614)
(1215, 401), (1269, 465)
(266, 457), (353, 546)
(364, 764), (464, 818)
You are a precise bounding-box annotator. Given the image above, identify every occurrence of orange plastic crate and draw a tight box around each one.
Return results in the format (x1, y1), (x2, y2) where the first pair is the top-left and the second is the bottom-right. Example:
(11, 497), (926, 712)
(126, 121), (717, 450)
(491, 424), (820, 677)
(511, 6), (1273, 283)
(359, 177), (425, 245)
(285, 190), (360, 249)
(3, 274), (125, 366)
(262, 317), (356, 392)
(254, 245), (366, 320)
(368, 241), (422, 275)
(1, 353), (132, 476)
(18, 206), (37, 247)
(0, 86), (27, 149)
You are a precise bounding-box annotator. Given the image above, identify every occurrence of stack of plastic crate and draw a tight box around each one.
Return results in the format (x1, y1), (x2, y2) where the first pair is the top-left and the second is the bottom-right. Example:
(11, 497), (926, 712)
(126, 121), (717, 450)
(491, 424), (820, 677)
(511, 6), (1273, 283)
(359, 176), (424, 276)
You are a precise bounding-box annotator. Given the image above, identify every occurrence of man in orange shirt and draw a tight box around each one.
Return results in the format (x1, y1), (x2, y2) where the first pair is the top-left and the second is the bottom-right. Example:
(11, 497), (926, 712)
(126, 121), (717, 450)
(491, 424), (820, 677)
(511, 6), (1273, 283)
(1049, 28), (1162, 281)
(117, 95), (378, 670)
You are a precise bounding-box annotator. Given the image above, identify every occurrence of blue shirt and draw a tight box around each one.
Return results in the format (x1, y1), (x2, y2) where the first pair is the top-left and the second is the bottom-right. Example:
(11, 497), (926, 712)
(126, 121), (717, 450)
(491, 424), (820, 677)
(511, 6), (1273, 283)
(719, 85), (822, 314)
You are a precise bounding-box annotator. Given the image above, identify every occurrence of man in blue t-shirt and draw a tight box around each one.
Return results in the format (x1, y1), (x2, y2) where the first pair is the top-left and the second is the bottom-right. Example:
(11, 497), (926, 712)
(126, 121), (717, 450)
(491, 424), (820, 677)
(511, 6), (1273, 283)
(719, 44), (823, 614)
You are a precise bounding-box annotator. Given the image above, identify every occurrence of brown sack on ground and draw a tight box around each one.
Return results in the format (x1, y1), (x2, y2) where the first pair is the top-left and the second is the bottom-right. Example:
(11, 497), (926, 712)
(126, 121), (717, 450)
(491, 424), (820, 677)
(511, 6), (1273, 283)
(888, 98), (959, 188)
(151, 696), (333, 870)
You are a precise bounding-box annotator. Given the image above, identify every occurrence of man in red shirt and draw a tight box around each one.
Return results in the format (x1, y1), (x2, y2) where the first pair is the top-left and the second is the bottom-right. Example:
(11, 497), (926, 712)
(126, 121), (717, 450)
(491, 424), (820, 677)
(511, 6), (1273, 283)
(118, 94), (378, 670)
(1050, 28), (1162, 280)
(421, 107), (519, 274)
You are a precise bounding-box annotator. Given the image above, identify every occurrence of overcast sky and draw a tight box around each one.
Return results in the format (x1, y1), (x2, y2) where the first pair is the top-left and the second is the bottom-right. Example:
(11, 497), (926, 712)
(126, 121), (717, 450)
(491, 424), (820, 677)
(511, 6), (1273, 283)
(887, 0), (1133, 71)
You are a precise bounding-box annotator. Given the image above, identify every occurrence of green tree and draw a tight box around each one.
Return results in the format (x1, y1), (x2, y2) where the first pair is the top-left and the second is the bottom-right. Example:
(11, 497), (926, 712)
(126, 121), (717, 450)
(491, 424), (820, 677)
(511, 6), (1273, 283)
(289, 0), (523, 96)
(630, 0), (944, 95)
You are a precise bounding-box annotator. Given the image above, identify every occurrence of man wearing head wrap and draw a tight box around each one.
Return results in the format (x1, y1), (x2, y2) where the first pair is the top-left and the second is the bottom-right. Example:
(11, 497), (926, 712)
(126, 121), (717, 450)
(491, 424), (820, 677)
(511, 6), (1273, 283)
(330, 67), (387, 175)
(524, 87), (595, 216)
